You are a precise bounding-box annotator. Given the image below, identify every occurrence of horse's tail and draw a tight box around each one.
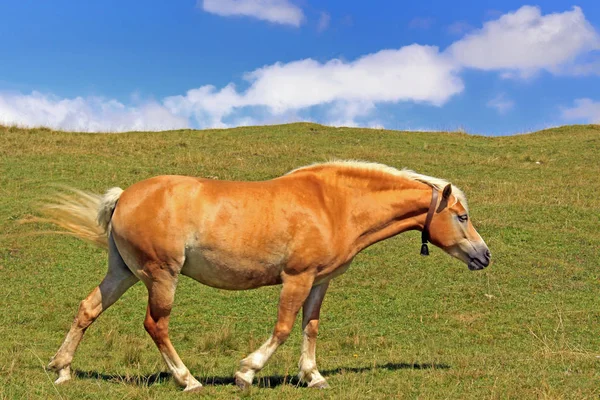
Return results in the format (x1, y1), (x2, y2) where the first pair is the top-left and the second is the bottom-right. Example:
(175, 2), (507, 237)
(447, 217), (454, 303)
(26, 187), (124, 250)
(97, 187), (124, 235)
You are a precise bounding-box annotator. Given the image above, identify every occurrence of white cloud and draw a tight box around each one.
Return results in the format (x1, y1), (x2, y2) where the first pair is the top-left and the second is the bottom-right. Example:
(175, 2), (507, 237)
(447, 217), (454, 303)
(317, 11), (330, 32)
(561, 98), (600, 123)
(0, 91), (189, 132)
(163, 45), (463, 128)
(324, 100), (376, 128)
(163, 84), (244, 129)
(447, 6), (600, 77)
(201, 0), (304, 27)
(487, 93), (514, 114)
(244, 46), (462, 108)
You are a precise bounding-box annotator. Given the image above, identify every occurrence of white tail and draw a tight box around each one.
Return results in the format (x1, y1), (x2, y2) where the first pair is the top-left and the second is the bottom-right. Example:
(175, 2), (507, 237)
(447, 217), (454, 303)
(97, 187), (124, 233)
(26, 187), (123, 250)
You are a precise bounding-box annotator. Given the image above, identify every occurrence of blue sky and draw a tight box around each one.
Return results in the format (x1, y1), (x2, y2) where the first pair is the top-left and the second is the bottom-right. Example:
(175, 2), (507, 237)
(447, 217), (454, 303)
(1, 1), (599, 135)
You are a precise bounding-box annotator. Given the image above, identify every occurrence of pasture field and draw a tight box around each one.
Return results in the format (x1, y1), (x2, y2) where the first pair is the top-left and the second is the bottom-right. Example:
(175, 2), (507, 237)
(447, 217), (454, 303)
(0, 123), (599, 399)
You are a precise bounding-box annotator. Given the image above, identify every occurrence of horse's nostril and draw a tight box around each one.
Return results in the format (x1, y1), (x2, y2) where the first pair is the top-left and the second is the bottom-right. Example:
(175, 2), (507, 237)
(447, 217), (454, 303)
(485, 249), (491, 260)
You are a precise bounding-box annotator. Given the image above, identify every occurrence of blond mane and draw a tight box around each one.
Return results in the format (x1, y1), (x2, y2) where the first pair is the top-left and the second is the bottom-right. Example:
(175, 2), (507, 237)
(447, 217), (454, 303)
(287, 160), (469, 211)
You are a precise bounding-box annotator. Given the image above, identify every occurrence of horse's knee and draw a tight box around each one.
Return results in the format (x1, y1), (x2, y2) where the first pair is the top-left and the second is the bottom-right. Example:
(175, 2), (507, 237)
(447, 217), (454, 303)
(144, 314), (169, 343)
(143, 314), (162, 338)
(304, 319), (319, 337)
(76, 300), (96, 329)
(274, 324), (292, 343)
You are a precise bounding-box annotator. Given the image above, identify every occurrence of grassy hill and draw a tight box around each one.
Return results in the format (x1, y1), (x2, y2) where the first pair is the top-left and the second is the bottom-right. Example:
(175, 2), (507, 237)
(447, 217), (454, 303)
(1, 123), (599, 399)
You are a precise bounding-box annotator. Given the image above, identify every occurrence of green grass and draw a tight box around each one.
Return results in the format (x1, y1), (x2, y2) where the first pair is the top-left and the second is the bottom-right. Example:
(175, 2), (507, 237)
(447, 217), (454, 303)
(1, 123), (599, 399)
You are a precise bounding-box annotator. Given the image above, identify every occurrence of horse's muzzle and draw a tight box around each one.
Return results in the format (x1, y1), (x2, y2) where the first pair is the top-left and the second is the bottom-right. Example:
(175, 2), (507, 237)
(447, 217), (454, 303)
(468, 249), (491, 271)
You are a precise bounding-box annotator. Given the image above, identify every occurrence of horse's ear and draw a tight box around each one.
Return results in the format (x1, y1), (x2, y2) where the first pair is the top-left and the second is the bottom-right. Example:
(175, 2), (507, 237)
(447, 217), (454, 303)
(442, 184), (452, 200)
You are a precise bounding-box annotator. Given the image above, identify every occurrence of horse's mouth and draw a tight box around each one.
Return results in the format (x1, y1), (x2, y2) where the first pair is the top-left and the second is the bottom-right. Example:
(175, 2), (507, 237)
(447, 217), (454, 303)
(468, 258), (488, 271)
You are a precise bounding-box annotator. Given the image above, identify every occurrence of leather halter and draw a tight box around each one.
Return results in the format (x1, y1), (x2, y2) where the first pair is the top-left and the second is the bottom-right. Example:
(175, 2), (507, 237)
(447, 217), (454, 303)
(420, 187), (439, 256)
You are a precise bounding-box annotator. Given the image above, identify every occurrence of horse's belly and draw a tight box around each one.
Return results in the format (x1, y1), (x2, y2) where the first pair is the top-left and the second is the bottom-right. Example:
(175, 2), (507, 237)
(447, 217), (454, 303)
(181, 247), (283, 290)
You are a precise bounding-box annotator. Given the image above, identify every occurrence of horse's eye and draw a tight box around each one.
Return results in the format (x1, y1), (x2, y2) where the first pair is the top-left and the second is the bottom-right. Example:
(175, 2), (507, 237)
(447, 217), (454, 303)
(457, 214), (468, 223)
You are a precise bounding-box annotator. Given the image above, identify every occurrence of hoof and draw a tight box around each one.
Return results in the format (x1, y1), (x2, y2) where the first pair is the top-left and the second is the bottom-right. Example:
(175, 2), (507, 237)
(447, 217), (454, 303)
(183, 382), (203, 393)
(234, 372), (252, 390)
(308, 379), (330, 389)
(54, 375), (72, 385)
(53, 368), (72, 385)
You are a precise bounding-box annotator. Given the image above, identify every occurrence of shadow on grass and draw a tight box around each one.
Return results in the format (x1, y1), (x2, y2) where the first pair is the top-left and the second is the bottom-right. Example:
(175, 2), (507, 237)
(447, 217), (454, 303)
(74, 362), (450, 388)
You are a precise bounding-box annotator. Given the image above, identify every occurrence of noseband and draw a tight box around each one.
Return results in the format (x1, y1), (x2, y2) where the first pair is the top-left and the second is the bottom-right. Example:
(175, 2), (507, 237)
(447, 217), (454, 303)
(420, 187), (439, 256)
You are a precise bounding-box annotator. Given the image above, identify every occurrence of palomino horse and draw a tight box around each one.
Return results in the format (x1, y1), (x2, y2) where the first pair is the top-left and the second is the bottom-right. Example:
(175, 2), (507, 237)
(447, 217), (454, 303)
(42, 160), (490, 391)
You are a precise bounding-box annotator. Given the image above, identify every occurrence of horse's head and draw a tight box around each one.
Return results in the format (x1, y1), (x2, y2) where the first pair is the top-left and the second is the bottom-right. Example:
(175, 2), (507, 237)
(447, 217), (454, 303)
(423, 184), (491, 271)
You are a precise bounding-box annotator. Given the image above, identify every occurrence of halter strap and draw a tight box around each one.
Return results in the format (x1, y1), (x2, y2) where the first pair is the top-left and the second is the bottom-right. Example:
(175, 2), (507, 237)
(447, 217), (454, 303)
(420, 187), (439, 256)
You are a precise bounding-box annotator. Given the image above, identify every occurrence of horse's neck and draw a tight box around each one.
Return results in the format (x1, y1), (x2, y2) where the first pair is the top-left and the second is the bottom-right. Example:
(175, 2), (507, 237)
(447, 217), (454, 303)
(335, 175), (431, 256)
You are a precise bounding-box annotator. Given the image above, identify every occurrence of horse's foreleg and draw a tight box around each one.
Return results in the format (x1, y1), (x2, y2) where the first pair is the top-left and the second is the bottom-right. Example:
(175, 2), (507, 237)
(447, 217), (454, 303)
(235, 271), (314, 389)
(298, 281), (330, 388)
(143, 272), (202, 392)
(47, 238), (138, 384)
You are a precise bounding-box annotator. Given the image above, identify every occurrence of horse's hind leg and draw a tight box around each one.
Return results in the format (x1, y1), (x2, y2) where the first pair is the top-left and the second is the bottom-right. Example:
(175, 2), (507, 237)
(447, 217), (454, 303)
(142, 269), (202, 392)
(47, 235), (139, 384)
(235, 271), (314, 389)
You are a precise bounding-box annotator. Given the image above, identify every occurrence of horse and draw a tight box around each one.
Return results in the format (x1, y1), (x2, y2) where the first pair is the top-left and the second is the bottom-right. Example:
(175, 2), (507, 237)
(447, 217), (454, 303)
(40, 160), (491, 391)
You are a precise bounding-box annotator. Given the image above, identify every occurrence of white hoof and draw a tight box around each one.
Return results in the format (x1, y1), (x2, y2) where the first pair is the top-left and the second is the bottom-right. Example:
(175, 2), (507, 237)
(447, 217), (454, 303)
(183, 380), (203, 392)
(234, 371), (253, 390)
(54, 367), (72, 385)
(308, 378), (330, 389)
